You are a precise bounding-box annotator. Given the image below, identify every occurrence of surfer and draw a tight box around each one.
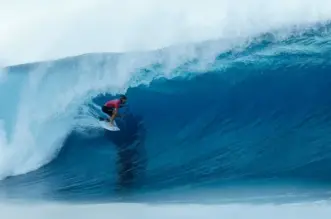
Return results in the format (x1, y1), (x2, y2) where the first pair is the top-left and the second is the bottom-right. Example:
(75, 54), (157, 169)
(102, 95), (127, 126)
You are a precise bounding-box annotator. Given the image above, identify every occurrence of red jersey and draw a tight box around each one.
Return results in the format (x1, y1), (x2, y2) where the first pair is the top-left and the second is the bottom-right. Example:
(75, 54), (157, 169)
(105, 99), (121, 109)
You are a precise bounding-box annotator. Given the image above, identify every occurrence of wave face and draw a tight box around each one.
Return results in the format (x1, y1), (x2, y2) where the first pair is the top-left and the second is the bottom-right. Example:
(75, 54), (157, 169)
(1, 22), (331, 203)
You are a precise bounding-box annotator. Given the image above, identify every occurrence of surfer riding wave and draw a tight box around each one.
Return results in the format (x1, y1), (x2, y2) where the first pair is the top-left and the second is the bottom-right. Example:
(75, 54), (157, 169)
(101, 95), (127, 127)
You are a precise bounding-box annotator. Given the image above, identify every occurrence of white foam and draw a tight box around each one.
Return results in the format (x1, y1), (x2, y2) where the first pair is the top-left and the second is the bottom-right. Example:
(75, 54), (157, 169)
(1, 0), (331, 65)
(0, 63), (70, 178)
(0, 201), (331, 219)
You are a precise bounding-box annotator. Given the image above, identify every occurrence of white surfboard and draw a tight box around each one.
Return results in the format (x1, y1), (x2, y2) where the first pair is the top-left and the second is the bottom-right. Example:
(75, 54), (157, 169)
(99, 120), (120, 131)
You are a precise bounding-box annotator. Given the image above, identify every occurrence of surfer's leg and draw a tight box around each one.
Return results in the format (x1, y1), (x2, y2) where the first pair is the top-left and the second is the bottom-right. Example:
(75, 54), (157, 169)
(101, 106), (113, 121)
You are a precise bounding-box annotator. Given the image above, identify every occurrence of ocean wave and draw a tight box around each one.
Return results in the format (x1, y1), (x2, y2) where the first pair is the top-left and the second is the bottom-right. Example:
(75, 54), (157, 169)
(0, 23), (331, 202)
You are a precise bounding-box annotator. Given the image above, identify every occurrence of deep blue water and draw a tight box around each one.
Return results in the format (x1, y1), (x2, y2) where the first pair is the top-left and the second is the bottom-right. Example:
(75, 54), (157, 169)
(0, 22), (331, 203)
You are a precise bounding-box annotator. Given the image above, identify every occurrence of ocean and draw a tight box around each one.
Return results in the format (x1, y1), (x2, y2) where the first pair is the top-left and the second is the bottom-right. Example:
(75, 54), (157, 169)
(0, 19), (331, 219)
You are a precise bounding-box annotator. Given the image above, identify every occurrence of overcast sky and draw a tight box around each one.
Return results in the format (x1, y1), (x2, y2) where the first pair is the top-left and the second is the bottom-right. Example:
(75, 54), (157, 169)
(1, 0), (331, 65)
